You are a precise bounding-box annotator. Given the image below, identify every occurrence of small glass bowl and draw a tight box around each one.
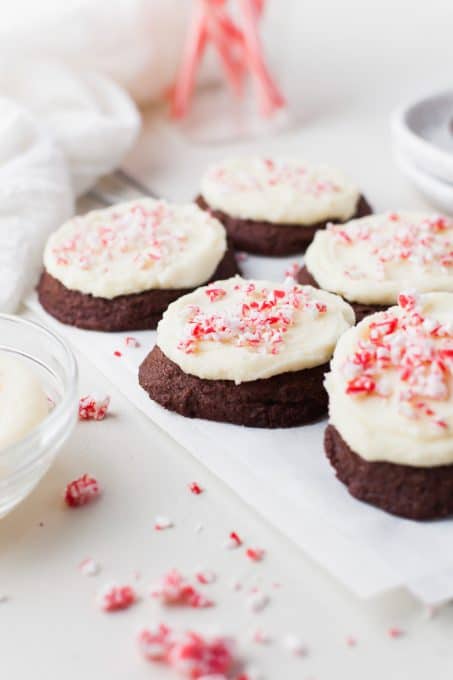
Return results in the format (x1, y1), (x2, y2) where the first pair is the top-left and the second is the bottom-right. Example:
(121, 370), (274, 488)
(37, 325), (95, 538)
(0, 314), (78, 517)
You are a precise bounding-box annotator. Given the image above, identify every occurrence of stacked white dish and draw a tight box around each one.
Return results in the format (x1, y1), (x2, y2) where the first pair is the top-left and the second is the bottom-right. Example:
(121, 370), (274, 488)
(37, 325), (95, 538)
(391, 90), (453, 214)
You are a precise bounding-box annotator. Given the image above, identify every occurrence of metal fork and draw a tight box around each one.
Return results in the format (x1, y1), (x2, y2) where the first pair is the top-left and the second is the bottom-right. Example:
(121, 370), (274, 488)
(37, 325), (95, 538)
(86, 169), (160, 208)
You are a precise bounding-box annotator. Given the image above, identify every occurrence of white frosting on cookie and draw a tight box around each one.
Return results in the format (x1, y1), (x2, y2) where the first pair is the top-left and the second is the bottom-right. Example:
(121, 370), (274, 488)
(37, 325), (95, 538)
(44, 199), (227, 298)
(305, 211), (453, 305)
(200, 157), (360, 224)
(157, 276), (355, 384)
(0, 353), (48, 450)
(325, 292), (453, 467)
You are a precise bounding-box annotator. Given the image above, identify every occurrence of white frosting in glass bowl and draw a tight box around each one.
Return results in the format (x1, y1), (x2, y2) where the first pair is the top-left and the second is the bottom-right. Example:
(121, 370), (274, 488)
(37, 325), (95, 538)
(44, 199), (227, 298)
(200, 157), (360, 225)
(0, 352), (48, 451)
(157, 276), (355, 385)
(305, 211), (453, 305)
(325, 292), (453, 466)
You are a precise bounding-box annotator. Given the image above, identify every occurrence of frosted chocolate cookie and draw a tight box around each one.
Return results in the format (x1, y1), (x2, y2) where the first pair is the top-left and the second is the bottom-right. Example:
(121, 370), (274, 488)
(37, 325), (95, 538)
(196, 157), (371, 256)
(299, 212), (453, 322)
(324, 291), (453, 519)
(38, 199), (239, 331)
(139, 276), (355, 428)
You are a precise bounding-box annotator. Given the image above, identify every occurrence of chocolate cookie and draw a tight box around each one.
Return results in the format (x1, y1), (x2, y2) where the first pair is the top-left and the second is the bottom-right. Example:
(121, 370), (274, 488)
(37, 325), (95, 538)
(297, 266), (388, 323)
(37, 245), (239, 332)
(139, 346), (329, 428)
(324, 424), (453, 520)
(196, 195), (372, 256)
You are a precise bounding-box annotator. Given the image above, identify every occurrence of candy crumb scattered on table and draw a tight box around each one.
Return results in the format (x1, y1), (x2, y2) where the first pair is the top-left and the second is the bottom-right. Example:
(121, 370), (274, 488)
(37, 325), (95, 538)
(247, 591), (270, 613)
(224, 531), (243, 549)
(246, 548), (265, 562)
(78, 558), (101, 577)
(189, 481), (204, 495)
(78, 394), (110, 421)
(195, 569), (216, 585)
(97, 583), (137, 612)
(282, 634), (308, 657)
(151, 569), (214, 608)
(64, 474), (101, 508)
(154, 515), (174, 531)
(138, 625), (236, 677)
(124, 336), (140, 348)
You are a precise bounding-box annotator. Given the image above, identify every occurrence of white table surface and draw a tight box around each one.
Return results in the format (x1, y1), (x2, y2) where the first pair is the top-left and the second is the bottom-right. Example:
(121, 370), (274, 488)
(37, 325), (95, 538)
(3, 1), (453, 677)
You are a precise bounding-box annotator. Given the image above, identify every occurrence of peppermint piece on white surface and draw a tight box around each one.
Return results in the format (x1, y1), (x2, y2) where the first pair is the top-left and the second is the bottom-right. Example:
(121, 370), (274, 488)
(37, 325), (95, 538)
(124, 335), (141, 348)
(78, 558), (101, 577)
(282, 634), (308, 657)
(224, 531), (242, 549)
(245, 548), (265, 562)
(64, 474), (101, 508)
(78, 394), (110, 421)
(154, 515), (173, 531)
(247, 591), (270, 613)
(195, 569), (216, 585)
(97, 583), (137, 612)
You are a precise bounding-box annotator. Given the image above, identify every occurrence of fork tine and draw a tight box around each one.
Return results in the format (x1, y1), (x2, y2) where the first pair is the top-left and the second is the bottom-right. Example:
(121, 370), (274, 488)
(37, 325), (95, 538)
(113, 169), (160, 198)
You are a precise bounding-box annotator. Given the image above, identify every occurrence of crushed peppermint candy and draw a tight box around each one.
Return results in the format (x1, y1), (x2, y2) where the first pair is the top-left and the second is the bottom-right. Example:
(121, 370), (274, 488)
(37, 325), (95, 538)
(178, 280), (328, 356)
(387, 626), (405, 639)
(252, 629), (272, 645)
(246, 591), (269, 613)
(206, 158), (342, 198)
(189, 481), (204, 495)
(138, 625), (236, 678)
(78, 558), (101, 577)
(284, 262), (301, 280)
(342, 292), (453, 426)
(282, 634), (308, 657)
(64, 474), (101, 508)
(151, 570), (214, 608)
(328, 213), (453, 281)
(113, 350), (122, 357)
(50, 201), (191, 273)
(154, 515), (174, 531)
(78, 394), (110, 421)
(224, 531), (243, 549)
(124, 335), (141, 348)
(245, 548), (265, 562)
(195, 570), (216, 585)
(97, 583), (137, 612)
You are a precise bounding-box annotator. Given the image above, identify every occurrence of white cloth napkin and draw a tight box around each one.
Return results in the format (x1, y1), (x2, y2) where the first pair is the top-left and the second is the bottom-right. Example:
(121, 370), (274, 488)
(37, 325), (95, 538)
(0, 0), (192, 104)
(0, 64), (140, 311)
(0, 0), (189, 310)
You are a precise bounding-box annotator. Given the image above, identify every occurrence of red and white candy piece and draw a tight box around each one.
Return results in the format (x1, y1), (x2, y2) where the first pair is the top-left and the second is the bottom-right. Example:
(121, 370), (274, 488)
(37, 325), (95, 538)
(224, 531), (243, 549)
(150, 569), (214, 609)
(282, 633), (308, 657)
(154, 515), (173, 531)
(124, 335), (140, 348)
(138, 625), (236, 679)
(245, 547), (265, 562)
(97, 583), (137, 612)
(64, 474), (101, 508)
(78, 394), (110, 421)
(78, 558), (101, 577)
(246, 591), (269, 613)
